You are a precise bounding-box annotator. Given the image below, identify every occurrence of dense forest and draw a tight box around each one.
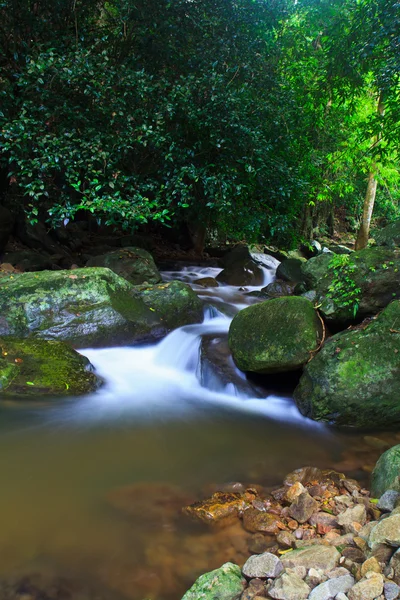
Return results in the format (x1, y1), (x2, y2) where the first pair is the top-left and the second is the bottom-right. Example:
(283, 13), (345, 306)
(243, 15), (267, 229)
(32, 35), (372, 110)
(0, 0), (399, 251)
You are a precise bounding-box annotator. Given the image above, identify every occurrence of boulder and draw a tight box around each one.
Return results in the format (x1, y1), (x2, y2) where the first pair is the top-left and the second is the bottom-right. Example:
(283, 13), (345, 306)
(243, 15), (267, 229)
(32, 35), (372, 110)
(181, 562), (245, 600)
(0, 268), (165, 347)
(375, 220), (400, 248)
(276, 258), (305, 283)
(261, 281), (296, 298)
(0, 206), (14, 253)
(0, 337), (100, 396)
(301, 248), (400, 327)
(294, 301), (400, 428)
(217, 246), (264, 286)
(131, 280), (203, 330)
(86, 247), (161, 285)
(228, 297), (323, 374)
(372, 445), (400, 498)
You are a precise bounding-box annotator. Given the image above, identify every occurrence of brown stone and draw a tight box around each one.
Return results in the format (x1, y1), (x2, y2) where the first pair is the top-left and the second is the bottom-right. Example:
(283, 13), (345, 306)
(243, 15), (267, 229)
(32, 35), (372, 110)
(183, 491), (249, 526)
(276, 531), (295, 549)
(341, 547), (366, 564)
(242, 509), (281, 534)
(285, 482), (306, 503)
(288, 492), (318, 524)
(248, 533), (275, 554)
(360, 557), (381, 578)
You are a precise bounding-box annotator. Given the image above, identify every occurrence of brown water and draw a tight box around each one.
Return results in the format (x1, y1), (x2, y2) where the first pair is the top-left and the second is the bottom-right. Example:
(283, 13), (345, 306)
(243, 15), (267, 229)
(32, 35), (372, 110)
(0, 264), (397, 599)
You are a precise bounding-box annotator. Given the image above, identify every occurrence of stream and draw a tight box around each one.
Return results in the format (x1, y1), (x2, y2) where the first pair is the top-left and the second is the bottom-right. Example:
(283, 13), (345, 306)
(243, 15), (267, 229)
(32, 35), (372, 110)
(0, 260), (398, 599)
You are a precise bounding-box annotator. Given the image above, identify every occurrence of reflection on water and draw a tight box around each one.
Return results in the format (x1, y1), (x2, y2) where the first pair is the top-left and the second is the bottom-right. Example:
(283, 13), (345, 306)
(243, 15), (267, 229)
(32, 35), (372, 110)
(0, 263), (397, 599)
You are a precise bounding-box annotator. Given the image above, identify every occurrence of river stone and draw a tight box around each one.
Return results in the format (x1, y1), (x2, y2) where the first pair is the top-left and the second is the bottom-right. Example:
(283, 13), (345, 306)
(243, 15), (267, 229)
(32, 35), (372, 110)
(377, 490), (400, 512)
(86, 247), (161, 284)
(281, 546), (340, 571)
(0, 337), (100, 396)
(288, 492), (318, 523)
(228, 297), (322, 374)
(309, 574), (355, 600)
(0, 268), (165, 347)
(369, 514), (400, 549)
(375, 221), (400, 248)
(195, 277), (219, 287)
(242, 508), (281, 534)
(181, 562), (245, 600)
(301, 247), (400, 327)
(242, 552), (283, 579)
(372, 445), (400, 497)
(294, 301), (400, 428)
(347, 572), (384, 600)
(268, 572), (310, 600)
(384, 581), (400, 600)
(131, 280), (203, 330)
(261, 280), (296, 298)
(337, 505), (367, 528)
(276, 258), (306, 283)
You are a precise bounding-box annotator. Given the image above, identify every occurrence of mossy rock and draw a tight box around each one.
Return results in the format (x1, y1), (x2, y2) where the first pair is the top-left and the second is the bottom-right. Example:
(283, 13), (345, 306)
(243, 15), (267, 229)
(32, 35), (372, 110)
(181, 562), (245, 600)
(86, 247), (161, 285)
(0, 267), (164, 347)
(371, 445), (400, 497)
(301, 247), (400, 327)
(294, 300), (400, 428)
(0, 337), (100, 397)
(132, 280), (204, 330)
(228, 296), (323, 374)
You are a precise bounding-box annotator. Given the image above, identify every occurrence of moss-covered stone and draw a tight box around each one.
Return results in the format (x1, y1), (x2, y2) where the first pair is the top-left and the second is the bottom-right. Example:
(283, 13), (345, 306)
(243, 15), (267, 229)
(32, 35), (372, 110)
(301, 247), (400, 326)
(0, 337), (100, 397)
(181, 562), (245, 600)
(294, 300), (400, 428)
(0, 267), (164, 346)
(228, 296), (322, 374)
(132, 280), (203, 330)
(371, 445), (400, 498)
(86, 247), (161, 285)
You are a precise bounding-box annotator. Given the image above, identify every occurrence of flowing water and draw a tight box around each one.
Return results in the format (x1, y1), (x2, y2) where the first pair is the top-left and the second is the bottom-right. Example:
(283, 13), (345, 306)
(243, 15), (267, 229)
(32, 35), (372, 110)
(0, 259), (398, 599)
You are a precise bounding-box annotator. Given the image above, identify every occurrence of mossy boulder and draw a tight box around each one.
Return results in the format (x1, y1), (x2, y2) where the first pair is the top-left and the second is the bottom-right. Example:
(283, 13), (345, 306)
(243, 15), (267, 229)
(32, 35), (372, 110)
(132, 280), (204, 330)
(371, 445), (400, 498)
(375, 221), (400, 248)
(228, 297), (323, 374)
(0, 337), (100, 397)
(294, 300), (400, 428)
(0, 268), (164, 347)
(301, 247), (400, 327)
(86, 247), (161, 285)
(181, 562), (245, 600)
(276, 258), (306, 283)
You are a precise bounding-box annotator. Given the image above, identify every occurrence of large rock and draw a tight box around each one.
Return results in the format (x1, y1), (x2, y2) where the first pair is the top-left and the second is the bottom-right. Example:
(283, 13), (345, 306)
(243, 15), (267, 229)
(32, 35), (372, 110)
(0, 268), (164, 346)
(0, 337), (99, 396)
(0, 206), (14, 253)
(132, 280), (203, 330)
(294, 301), (400, 428)
(217, 246), (264, 286)
(375, 221), (400, 248)
(86, 247), (161, 285)
(228, 297), (322, 374)
(276, 258), (305, 283)
(280, 545), (340, 571)
(371, 445), (400, 498)
(301, 248), (400, 326)
(181, 562), (245, 600)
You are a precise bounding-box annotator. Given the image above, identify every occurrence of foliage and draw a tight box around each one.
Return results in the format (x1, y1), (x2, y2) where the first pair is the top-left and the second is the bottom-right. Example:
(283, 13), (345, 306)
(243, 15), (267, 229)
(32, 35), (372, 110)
(327, 254), (361, 316)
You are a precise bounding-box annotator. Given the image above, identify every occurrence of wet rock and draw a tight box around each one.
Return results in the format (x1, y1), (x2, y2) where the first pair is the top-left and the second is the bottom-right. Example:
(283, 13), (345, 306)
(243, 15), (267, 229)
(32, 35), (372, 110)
(132, 280), (204, 330)
(217, 246), (264, 286)
(372, 445), (400, 498)
(229, 297), (323, 374)
(181, 562), (246, 600)
(242, 509), (281, 534)
(195, 277), (219, 287)
(260, 281), (295, 298)
(184, 492), (249, 527)
(0, 268), (166, 346)
(248, 533), (276, 554)
(0, 337), (100, 396)
(268, 572), (310, 600)
(384, 581), (400, 600)
(86, 246), (161, 285)
(280, 545), (340, 571)
(288, 492), (318, 524)
(377, 491), (400, 512)
(347, 572), (384, 600)
(308, 574), (355, 600)
(276, 259), (305, 284)
(242, 553), (283, 579)
(369, 515), (400, 549)
(294, 302), (400, 428)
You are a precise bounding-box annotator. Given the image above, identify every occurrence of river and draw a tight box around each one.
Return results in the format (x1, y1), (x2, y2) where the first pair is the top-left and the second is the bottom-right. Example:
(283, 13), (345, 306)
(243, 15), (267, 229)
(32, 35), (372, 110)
(0, 260), (397, 599)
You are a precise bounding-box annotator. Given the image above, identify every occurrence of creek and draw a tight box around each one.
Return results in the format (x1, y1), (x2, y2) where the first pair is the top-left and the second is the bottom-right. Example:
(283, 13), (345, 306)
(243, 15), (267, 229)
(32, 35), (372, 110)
(0, 260), (397, 599)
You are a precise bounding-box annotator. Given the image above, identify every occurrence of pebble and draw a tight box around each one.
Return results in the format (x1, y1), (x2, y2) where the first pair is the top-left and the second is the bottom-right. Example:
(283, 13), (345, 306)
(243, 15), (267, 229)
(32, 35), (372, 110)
(268, 572), (310, 600)
(384, 581), (400, 600)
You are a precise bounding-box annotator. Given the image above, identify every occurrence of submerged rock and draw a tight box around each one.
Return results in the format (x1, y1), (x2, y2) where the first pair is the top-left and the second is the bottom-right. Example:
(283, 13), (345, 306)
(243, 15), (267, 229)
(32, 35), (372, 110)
(294, 300), (400, 428)
(372, 445), (400, 498)
(0, 337), (99, 396)
(181, 562), (245, 600)
(228, 297), (323, 374)
(132, 280), (204, 330)
(86, 246), (161, 284)
(184, 491), (250, 527)
(0, 267), (165, 346)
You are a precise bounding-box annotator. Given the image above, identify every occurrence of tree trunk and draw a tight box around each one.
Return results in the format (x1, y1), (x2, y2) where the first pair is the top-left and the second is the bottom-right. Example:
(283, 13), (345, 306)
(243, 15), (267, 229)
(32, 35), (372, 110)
(354, 92), (384, 250)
